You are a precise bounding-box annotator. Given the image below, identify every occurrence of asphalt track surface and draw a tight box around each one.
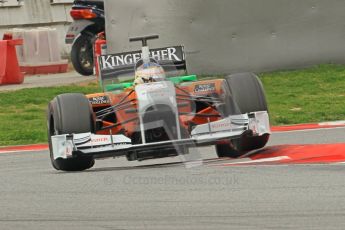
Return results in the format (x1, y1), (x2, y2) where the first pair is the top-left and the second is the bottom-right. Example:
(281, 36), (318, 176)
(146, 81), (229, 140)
(1, 128), (345, 230)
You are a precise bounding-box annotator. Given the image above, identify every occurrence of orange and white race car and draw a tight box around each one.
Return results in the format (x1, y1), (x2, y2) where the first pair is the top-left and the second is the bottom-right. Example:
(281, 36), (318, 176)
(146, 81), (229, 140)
(47, 35), (270, 171)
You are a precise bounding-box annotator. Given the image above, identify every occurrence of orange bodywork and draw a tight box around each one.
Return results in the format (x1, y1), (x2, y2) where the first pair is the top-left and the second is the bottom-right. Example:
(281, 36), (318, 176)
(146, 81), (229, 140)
(86, 79), (226, 139)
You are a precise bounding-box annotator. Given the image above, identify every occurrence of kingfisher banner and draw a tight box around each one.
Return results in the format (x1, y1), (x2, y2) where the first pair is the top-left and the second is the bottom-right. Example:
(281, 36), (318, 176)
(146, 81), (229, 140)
(98, 46), (186, 80)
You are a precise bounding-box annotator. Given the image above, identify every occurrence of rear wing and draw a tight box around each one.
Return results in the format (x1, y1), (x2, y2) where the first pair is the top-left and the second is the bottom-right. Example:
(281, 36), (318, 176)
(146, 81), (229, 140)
(98, 46), (187, 81)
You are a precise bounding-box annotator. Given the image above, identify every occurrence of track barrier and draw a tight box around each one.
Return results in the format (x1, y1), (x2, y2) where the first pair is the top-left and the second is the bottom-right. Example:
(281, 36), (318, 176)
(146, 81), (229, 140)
(0, 36), (24, 85)
(6, 28), (68, 75)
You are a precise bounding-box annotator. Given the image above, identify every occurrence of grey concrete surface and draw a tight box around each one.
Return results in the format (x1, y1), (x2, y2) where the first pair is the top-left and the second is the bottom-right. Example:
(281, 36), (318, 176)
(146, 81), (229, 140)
(0, 71), (95, 92)
(105, 0), (345, 74)
(0, 129), (345, 229)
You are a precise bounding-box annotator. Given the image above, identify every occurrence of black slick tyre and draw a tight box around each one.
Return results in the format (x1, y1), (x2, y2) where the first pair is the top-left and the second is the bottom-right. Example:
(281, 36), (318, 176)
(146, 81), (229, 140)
(216, 73), (270, 158)
(47, 93), (95, 171)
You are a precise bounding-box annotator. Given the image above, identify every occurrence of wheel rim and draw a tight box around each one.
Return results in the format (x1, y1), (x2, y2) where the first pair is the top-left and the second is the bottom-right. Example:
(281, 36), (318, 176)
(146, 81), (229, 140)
(78, 40), (94, 71)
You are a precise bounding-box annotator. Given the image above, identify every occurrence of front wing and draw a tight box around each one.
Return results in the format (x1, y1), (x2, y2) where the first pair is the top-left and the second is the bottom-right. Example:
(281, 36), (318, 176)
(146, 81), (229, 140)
(51, 111), (270, 160)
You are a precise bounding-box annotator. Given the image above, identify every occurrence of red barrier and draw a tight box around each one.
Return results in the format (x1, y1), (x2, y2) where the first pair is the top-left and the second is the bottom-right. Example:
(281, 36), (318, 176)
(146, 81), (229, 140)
(2, 33), (13, 40)
(20, 63), (68, 75)
(0, 38), (24, 85)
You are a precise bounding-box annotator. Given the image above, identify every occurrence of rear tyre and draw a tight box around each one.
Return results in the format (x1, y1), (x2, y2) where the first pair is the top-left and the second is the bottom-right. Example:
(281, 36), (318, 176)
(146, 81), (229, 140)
(71, 34), (95, 76)
(47, 93), (95, 171)
(216, 73), (269, 158)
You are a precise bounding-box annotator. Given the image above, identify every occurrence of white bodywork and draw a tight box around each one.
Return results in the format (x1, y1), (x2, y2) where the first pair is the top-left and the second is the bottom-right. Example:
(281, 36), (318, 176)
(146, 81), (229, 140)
(135, 81), (181, 143)
(51, 134), (132, 160)
(51, 111), (271, 160)
(65, 20), (94, 44)
(191, 111), (270, 143)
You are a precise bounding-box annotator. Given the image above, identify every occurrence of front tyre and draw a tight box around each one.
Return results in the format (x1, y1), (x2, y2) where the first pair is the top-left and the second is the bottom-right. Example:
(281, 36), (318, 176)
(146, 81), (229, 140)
(71, 35), (95, 76)
(47, 93), (95, 171)
(216, 73), (270, 158)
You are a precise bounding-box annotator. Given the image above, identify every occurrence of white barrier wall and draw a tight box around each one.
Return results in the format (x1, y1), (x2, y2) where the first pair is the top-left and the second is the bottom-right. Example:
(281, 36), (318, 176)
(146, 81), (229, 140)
(0, 0), (72, 57)
(105, 0), (345, 74)
(10, 27), (67, 66)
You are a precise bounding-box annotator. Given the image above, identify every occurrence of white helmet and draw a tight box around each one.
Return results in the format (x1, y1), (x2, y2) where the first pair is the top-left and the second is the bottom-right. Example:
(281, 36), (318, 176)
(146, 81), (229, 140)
(134, 62), (166, 85)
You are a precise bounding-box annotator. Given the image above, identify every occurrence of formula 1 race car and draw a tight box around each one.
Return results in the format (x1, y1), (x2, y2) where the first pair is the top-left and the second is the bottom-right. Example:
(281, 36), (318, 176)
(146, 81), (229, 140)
(47, 35), (271, 171)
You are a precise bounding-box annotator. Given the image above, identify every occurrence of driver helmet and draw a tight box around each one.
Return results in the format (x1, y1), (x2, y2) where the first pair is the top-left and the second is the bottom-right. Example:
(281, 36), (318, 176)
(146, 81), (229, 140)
(134, 62), (166, 85)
